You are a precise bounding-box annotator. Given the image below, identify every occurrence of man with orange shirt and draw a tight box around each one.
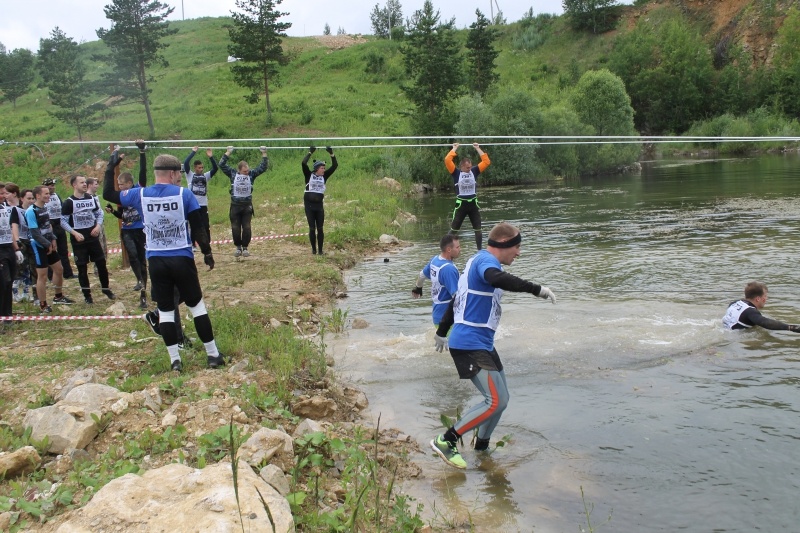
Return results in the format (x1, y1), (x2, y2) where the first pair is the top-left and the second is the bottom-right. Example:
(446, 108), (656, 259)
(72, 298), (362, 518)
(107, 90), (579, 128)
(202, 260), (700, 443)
(445, 142), (490, 250)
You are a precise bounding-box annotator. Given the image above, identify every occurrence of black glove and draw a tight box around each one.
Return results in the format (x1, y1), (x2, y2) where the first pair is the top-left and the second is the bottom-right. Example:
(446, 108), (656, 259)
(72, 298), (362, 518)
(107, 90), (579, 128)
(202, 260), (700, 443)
(325, 146), (333, 154)
(136, 140), (146, 151)
(411, 287), (423, 297)
(108, 150), (123, 169)
(789, 324), (800, 333)
(309, 146), (316, 153)
(204, 253), (215, 270)
(105, 204), (113, 213)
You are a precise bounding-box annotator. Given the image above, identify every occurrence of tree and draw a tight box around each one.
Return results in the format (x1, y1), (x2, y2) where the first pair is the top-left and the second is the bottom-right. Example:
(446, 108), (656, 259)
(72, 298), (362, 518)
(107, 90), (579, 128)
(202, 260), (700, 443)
(323, 23), (331, 36)
(570, 69), (639, 173)
(570, 69), (634, 136)
(772, 6), (800, 117)
(609, 14), (713, 133)
(466, 9), (499, 97)
(401, 0), (464, 135)
(563, 0), (619, 34)
(38, 26), (103, 145)
(370, 0), (403, 39)
(228, 0), (291, 124)
(0, 48), (36, 108)
(95, 0), (177, 137)
(38, 27), (104, 143)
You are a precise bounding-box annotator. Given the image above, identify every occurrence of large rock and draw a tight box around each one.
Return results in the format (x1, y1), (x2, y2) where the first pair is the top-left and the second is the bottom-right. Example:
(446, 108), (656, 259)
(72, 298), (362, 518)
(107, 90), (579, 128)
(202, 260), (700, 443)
(291, 396), (337, 420)
(23, 383), (122, 454)
(375, 177), (401, 191)
(55, 369), (97, 401)
(237, 428), (294, 472)
(379, 234), (399, 245)
(55, 462), (293, 533)
(0, 446), (41, 478)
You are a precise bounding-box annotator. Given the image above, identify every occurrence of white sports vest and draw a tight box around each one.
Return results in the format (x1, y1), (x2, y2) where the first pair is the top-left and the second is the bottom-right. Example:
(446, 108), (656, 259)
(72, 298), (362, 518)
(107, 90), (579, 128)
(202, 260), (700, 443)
(140, 189), (188, 251)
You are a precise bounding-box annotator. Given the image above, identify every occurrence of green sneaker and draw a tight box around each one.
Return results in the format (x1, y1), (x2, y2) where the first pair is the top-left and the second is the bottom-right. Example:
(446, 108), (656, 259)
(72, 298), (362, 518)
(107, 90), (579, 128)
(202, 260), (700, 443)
(430, 435), (467, 469)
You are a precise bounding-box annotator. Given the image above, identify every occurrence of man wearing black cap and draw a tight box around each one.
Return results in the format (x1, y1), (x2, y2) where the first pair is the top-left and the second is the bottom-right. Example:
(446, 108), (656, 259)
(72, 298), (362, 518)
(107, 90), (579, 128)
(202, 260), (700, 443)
(218, 146), (268, 258)
(42, 178), (74, 279)
(301, 146), (338, 255)
(429, 222), (556, 469)
(103, 149), (224, 373)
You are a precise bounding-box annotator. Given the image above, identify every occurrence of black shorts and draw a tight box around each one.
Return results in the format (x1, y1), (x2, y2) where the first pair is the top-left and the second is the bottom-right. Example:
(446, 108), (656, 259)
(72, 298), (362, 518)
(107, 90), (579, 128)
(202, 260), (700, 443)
(448, 347), (503, 379)
(71, 238), (105, 266)
(148, 255), (203, 310)
(33, 245), (60, 269)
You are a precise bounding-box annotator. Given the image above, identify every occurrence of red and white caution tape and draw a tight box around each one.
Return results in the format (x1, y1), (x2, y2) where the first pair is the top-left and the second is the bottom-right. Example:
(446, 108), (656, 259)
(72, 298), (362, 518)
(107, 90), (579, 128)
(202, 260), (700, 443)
(75, 234), (304, 255)
(209, 232), (305, 245)
(0, 314), (142, 321)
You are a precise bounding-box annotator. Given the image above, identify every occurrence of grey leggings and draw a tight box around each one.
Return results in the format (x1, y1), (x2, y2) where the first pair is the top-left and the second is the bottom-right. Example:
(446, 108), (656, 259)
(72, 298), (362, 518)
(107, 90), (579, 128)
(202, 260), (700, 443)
(453, 369), (510, 441)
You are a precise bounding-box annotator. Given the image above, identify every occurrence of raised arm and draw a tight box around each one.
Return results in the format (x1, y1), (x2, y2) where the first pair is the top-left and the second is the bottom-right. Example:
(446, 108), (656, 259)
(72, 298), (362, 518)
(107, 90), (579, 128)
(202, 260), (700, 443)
(184, 146), (197, 174)
(218, 147), (235, 179)
(207, 148), (218, 178)
(473, 143), (490, 173)
(103, 150), (125, 204)
(249, 146), (268, 178)
(324, 146), (338, 178)
(444, 143), (458, 173)
(136, 140), (148, 187)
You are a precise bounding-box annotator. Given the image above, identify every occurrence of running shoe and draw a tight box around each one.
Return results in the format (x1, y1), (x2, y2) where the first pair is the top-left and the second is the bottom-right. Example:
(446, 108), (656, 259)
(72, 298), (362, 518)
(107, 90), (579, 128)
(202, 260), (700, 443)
(144, 311), (160, 335)
(53, 295), (75, 305)
(139, 293), (147, 309)
(84, 296), (94, 304)
(133, 282), (143, 291)
(40, 305), (52, 314)
(207, 354), (226, 369)
(171, 360), (182, 373)
(430, 435), (467, 469)
(234, 246), (242, 257)
(102, 289), (116, 300)
(242, 247), (250, 257)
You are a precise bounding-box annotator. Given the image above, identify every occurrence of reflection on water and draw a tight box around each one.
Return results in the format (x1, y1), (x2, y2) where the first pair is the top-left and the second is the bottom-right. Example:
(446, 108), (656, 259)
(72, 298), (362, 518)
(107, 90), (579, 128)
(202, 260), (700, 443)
(329, 155), (800, 532)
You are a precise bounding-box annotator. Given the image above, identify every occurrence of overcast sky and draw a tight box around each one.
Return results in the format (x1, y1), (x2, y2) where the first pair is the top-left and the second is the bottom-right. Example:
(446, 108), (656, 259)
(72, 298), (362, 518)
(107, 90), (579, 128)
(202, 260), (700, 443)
(0, 0), (630, 52)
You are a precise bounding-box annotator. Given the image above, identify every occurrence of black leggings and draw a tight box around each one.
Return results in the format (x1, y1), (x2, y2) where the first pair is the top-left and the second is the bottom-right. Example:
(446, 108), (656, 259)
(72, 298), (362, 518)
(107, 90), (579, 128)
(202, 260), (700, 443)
(450, 198), (483, 250)
(0, 246), (17, 317)
(122, 229), (148, 287)
(229, 202), (253, 248)
(304, 199), (324, 254)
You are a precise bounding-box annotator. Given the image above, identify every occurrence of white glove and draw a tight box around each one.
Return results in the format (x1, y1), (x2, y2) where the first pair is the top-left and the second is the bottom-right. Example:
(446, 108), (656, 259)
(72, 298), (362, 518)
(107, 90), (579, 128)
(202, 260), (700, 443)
(434, 334), (448, 353)
(537, 286), (556, 304)
(227, 145), (234, 152)
(15, 251), (23, 265)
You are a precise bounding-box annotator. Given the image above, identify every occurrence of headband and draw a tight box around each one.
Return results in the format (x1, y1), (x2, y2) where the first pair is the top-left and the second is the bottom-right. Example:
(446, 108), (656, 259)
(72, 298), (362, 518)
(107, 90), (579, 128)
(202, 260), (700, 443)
(487, 233), (522, 248)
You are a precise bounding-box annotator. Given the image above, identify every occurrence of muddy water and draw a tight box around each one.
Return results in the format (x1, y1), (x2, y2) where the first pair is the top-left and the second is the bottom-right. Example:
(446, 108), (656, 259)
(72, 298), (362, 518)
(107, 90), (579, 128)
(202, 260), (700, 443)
(328, 155), (800, 532)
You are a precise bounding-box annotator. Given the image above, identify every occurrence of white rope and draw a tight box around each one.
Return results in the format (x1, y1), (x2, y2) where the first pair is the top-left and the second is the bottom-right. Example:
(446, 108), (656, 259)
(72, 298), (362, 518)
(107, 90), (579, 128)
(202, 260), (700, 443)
(2, 134), (796, 146)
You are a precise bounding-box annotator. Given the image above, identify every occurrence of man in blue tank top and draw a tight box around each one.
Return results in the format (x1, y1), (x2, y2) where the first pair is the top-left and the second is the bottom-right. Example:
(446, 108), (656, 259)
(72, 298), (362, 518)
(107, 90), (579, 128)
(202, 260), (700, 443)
(430, 222), (557, 469)
(411, 234), (461, 326)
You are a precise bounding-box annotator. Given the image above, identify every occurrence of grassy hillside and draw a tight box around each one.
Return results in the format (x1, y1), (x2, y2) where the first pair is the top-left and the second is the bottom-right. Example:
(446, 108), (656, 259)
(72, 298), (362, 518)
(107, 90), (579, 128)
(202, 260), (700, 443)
(0, 0), (795, 187)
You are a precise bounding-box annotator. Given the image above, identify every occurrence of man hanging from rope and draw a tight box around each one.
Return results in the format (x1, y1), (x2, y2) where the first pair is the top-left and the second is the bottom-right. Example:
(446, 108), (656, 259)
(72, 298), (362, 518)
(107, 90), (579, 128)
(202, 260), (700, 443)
(301, 145), (338, 255)
(219, 146), (268, 258)
(445, 142), (490, 250)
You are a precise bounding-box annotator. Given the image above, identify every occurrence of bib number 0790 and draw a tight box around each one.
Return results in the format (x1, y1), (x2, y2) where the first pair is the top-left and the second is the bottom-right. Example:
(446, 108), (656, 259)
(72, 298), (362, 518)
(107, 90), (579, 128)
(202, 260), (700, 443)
(147, 202), (179, 212)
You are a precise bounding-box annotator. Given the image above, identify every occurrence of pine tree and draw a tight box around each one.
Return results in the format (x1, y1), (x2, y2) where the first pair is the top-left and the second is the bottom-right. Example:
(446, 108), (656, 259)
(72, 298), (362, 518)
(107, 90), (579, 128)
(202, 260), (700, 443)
(401, 0), (464, 135)
(562, 0), (620, 34)
(95, 0), (177, 137)
(228, 0), (291, 124)
(0, 48), (35, 108)
(466, 10), (499, 97)
(38, 27), (104, 144)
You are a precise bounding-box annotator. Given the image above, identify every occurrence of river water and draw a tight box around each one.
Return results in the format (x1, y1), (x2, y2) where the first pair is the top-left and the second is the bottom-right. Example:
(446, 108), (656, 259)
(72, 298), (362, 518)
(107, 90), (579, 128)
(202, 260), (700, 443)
(328, 154), (800, 532)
